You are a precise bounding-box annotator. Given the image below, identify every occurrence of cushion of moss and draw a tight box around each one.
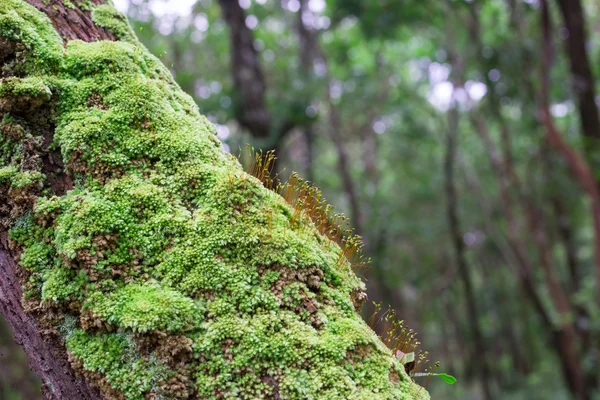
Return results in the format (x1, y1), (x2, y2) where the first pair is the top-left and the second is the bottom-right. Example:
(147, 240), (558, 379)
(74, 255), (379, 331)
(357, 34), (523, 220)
(1, 1), (429, 399)
(85, 283), (202, 333)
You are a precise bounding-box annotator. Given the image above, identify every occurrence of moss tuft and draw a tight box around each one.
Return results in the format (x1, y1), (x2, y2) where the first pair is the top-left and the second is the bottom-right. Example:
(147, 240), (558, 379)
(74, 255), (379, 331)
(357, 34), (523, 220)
(84, 283), (203, 333)
(92, 4), (138, 43)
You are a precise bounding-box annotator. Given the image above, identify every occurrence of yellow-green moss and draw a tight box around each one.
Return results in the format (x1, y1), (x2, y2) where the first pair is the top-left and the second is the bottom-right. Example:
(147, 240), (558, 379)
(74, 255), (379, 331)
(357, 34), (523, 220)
(92, 4), (138, 43)
(1, 1), (429, 398)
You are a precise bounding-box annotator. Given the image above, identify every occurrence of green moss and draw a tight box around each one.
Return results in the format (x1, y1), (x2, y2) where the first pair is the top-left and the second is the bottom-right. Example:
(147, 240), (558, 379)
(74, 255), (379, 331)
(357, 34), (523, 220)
(1, 1), (429, 399)
(41, 267), (86, 303)
(0, 0), (63, 75)
(0, 166), (44, 188)
(85, 283), (203, 333)
(92, 4), (137, 43)
(66, 330), (166, 400)
(0, 76), (52, 98)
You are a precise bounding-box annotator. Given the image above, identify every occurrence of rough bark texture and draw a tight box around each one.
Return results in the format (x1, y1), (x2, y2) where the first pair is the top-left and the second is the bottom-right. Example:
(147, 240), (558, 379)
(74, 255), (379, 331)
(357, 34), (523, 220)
(0, 1), (429, 399)
(0, 237), (100, 400)
(0, 1), (110, 398)
(22, 0), (116, 43)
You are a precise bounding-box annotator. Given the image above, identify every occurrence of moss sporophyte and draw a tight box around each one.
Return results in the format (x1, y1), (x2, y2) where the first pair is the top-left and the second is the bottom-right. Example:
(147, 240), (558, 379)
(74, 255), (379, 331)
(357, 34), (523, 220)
(0, 1), (431, 398)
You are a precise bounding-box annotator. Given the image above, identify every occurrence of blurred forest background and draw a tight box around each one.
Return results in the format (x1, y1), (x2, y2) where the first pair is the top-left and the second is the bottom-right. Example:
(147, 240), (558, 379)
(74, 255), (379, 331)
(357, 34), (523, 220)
(2, 0), (600, 399)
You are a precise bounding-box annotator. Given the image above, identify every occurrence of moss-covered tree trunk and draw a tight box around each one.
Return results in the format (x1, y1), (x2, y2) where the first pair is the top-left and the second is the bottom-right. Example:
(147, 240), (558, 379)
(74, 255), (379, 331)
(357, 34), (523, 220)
(0, 1), (429, 399)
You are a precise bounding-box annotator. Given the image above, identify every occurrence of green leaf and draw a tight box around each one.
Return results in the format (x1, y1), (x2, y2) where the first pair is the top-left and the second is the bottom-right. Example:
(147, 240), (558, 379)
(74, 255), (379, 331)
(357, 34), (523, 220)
(436, 373), (457, 385)
(410, 372), (457, 385)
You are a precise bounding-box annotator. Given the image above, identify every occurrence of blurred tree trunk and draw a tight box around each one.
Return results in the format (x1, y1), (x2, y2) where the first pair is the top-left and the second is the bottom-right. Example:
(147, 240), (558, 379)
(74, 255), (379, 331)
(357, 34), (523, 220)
(460, 4), (598, 398)
(295, 0), (363, 234)
(443, 98), (494, 400)
(296, 0), (317, 182)
(217, 0), (271, 138)
(537, 2), (596, 398)
(218, 0), (298, 170)
(555, 0), (600, 169)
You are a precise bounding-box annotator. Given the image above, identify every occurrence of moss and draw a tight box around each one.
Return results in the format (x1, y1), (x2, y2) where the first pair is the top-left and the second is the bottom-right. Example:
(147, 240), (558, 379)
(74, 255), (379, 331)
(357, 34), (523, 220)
(1, 1), (429, 399)
(0, 0), (63, 75)
(0, 76), (52, 98)
(92, 4), (137, 43)
(66, 330), (166, 400)
(0, 166), (44, 188)
(41, 266), (86, 303)
(84, 283), (203, 333)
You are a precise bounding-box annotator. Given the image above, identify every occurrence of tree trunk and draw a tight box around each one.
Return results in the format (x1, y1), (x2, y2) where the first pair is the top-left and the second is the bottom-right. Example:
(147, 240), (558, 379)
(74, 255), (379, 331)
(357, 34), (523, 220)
(555, 0), (600, 170)
(217, 0), (271, 138)
(0, 1), (429, 399)
(444, 100), (494, 400)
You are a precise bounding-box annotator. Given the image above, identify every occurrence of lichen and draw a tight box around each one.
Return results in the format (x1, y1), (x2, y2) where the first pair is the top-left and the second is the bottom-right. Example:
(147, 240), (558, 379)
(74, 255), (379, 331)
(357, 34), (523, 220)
(0, 1), (429, 399)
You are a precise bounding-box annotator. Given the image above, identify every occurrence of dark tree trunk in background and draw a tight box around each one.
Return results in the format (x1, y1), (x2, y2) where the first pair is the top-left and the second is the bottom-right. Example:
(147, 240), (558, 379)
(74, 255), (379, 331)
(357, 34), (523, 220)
(217, 0), (271, 138)
(0, 314), (41, 398)
(444, 101), (494, 400)
(539, 2), (597, 398)
(555, 0), (600, 170)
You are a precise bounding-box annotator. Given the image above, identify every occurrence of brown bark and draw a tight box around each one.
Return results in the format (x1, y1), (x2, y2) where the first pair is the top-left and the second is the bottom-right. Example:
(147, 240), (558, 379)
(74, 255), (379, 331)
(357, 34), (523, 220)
(1, 236), (99, 400)
(24, 0), (115, 43)
(555, 0), (600, 164)
(0, 1), (117, 398)
(540, 0), (600, 297)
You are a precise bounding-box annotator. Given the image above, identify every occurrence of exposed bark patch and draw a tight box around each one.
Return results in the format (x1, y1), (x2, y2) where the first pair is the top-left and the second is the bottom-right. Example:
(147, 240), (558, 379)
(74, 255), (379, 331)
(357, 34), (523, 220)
(259, 264), (323, 299)
(24, 0), (116, 44)
(152, 374), (193, 399)
(135, 331), (193, 367)
(345, 343), (373, 366)
(0, 89), (50, 113)
(259, 264), (325, 328)
(261, 375), (282, 400)
(0, 38), (22, 78)
(389, 368), (400, 384)
(350, 286), (367, 311)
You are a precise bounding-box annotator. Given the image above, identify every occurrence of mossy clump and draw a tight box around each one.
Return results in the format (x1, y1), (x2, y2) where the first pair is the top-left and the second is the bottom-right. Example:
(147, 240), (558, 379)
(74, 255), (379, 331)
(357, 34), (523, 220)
(1, 1), (429, 399)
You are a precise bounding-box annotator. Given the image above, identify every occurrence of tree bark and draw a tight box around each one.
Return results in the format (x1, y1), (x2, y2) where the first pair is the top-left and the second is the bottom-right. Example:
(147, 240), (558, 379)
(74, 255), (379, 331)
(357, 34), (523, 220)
(1, 236), (100, 400)
(0, 2), (112, 398)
